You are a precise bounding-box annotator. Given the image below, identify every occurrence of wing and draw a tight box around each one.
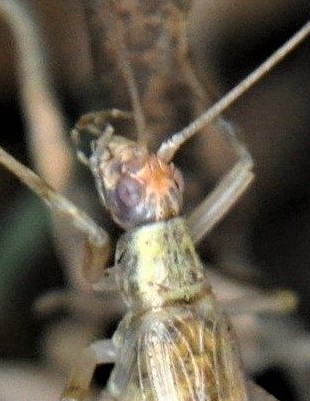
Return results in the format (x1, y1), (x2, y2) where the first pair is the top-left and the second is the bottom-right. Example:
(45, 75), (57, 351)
(137, 305), (248, 401)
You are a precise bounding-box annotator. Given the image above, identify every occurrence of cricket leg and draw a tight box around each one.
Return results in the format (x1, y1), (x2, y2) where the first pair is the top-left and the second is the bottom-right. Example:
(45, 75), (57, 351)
(71, 109), (133, 167)
(0, 146), (111, 286)
(223, 289), (298, 316)
(61, 339), (117, 401)
(187, 121), (254, 244)
(159, 21), (310, 245)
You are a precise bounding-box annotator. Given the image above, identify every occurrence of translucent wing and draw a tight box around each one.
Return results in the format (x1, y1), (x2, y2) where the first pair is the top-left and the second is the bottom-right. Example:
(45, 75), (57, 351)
(109, 302), (248, 401)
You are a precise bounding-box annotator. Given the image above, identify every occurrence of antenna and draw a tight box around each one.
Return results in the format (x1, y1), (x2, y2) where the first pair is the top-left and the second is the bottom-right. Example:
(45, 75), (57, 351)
(157, 21), (310, 162)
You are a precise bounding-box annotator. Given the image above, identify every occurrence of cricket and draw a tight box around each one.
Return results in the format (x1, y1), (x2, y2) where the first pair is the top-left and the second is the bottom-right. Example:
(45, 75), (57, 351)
(0, 1), (309, 400)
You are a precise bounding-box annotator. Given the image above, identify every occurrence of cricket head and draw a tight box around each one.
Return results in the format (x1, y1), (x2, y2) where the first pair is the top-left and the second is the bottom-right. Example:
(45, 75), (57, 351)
(89, 128), (184, 229)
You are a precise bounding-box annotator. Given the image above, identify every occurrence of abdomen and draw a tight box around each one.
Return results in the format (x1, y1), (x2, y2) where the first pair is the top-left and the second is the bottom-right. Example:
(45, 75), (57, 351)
(106, 298), (248, 401)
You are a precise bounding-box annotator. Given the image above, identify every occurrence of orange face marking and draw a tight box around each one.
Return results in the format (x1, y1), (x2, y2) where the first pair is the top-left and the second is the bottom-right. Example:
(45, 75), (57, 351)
(134, 154), (184, 221)
(136, 156), (176, 197)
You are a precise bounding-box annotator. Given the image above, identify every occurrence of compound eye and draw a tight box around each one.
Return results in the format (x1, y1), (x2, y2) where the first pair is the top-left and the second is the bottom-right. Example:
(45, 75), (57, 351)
(116, 176), (143, 208)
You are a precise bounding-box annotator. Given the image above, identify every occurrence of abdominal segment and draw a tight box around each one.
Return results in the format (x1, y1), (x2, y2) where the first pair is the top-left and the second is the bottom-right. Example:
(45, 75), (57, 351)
(107, 301), (248, 401)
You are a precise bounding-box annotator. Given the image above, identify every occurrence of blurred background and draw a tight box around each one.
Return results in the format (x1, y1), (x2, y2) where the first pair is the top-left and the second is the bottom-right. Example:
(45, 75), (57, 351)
(0, 1), (309, 400)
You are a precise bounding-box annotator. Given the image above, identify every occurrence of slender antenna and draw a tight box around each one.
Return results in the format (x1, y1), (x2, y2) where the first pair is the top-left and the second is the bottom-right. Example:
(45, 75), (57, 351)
(109, 2), (147, 147)
(157, 21), (310, 162)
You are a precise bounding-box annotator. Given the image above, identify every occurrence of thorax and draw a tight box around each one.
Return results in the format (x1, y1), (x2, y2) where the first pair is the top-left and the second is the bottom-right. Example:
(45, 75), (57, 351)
(115, 217), (212, 310)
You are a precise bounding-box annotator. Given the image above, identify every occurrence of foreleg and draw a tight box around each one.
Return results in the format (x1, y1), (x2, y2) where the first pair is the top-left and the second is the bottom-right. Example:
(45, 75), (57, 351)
(60, 339), (117, 401)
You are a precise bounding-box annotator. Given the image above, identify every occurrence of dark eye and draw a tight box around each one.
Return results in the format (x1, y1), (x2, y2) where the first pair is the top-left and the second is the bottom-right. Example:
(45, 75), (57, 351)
(116, 176), (143, 208)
